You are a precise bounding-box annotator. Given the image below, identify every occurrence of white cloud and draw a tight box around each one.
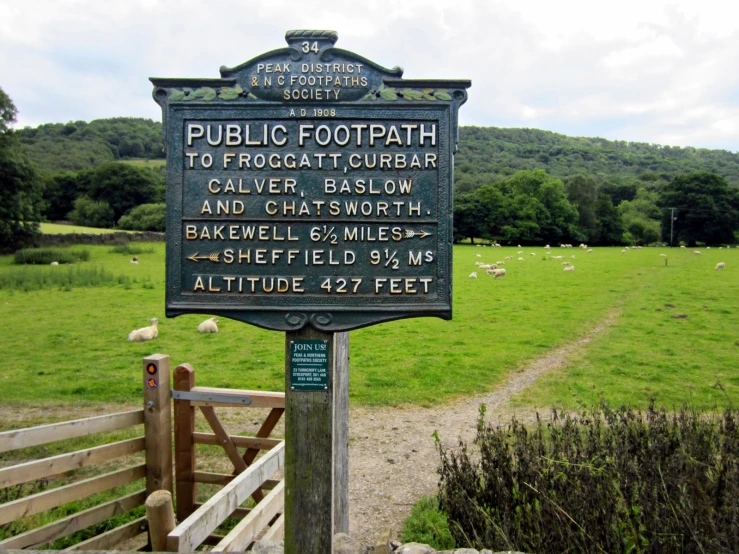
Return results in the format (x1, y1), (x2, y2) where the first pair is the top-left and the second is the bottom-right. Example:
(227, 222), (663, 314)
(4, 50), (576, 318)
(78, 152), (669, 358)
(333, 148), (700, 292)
(1, 0), (738, 150)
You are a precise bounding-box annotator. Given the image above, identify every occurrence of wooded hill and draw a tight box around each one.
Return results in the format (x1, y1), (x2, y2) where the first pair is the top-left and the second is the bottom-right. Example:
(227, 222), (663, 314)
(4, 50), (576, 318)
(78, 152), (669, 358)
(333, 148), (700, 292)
(456, 126), (739, 192)
(16, 118), (739, 189)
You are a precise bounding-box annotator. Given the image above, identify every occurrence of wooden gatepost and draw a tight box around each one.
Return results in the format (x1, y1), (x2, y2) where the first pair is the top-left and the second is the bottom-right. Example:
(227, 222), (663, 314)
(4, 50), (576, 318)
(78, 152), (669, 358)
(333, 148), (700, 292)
(151, 29), (469, 552)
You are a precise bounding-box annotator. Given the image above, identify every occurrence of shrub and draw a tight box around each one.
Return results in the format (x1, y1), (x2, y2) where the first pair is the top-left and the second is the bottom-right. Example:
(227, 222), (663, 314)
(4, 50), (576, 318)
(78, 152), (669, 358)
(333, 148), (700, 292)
(108, 244), (154, 255)
(437, 403), (739, 553)
(118, 203), (165, 232)
(67, 196), (114, 228)
(401, 495), (455, 550)
(13, 247), (90, 265)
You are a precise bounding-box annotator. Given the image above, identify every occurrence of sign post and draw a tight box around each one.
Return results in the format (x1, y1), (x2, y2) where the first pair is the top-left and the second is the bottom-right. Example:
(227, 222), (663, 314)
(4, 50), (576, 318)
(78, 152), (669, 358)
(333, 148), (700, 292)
(152, 29), (469, 552)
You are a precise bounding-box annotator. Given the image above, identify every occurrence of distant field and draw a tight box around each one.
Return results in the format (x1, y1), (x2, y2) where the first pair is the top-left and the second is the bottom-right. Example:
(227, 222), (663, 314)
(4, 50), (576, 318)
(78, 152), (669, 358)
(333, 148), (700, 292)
(0, 244), (737, 409)
(39, 223), (133, 235)
(121, 158), (166, 168)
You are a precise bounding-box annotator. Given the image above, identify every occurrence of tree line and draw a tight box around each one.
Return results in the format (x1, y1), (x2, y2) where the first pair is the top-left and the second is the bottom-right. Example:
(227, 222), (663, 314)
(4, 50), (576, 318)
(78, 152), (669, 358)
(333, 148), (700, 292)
(1, 85), (738, 250)
(453, 169), (739, 246)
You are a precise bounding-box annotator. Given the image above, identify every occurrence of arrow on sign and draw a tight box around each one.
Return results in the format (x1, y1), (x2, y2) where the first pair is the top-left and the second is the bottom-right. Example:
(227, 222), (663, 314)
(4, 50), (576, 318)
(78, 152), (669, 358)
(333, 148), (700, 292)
(187, 252), (220, 262)
(404, 229), (433, 239)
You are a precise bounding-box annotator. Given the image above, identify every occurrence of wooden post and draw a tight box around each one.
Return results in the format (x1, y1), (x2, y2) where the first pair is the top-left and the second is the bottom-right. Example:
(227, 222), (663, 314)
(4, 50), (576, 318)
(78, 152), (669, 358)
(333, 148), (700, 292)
(173, 364), (196, 521)
(284, 328), (349, 554)
(143, 354), (172, 496)
(145, 489), (175, 552)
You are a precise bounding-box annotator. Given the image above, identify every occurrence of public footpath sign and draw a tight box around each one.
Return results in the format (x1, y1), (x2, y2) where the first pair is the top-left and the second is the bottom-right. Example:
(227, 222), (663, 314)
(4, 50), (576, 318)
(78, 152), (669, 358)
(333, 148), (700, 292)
(151, 30), (470, 333)
(152, 30), (469, 553)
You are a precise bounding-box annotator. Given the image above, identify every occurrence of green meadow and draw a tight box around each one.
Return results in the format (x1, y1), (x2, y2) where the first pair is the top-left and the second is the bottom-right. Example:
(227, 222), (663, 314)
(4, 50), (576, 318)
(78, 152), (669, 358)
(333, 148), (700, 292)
(0, 244), (737, 409)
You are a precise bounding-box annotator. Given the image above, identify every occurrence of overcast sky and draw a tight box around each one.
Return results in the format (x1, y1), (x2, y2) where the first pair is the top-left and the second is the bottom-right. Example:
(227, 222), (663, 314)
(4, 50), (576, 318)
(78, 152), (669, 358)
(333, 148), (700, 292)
(1, 0), (737, 151)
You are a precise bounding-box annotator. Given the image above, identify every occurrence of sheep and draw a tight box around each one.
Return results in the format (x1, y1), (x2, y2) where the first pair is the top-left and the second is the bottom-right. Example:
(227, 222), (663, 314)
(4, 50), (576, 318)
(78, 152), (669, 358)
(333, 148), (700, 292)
(681, 245), (686, 248)
(518, 257), (525, 261)
(198, 317), (219, 333)
(621, 249), (626, 254)
(564, 265), (575, 271)
(128, 318), (158, 342)
(530, 252), (536, 256)
(587, 249), (593, 253)
(505, 256), (513, 260)
(707, 247), (711, 250)
(486, 268), (497, 275)
(492, 268), (506, 279)
(469, 271), (478, 278)
(50, 261), (59, 266)
(694, 250), (702, 255)
(562, 261), (570, 266)
(517, 250), (524, 254)
(475, 254), (482, 258)
(660, 253), (667, 257)
(545, 244), (551, 249)
(571, 255), (576, 259)
(496, 261), (505, 265)
(131, 256), (139, 264)
(716, 262), (725, 270)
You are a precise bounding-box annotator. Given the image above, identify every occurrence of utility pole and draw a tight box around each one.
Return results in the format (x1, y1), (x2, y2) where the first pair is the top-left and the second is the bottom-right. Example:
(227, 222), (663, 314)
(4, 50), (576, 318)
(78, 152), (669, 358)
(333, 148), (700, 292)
(669, 208), (676, 247)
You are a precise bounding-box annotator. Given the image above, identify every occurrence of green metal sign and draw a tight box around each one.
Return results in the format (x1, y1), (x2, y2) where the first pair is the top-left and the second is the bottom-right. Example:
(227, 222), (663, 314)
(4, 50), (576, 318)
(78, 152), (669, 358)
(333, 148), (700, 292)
(151, 30), (470, 332)
(289, 339), (329, 391)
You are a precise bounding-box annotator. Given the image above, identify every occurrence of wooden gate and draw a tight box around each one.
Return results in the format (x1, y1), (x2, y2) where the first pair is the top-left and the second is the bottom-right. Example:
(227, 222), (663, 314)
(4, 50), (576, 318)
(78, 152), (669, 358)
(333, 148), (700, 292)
(167, 363), (286, 550)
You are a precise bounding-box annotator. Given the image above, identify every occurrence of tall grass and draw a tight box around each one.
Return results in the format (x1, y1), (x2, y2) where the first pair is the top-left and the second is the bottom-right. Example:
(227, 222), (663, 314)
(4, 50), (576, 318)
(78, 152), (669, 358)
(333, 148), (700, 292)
(107, 244), (154, 255)
(13, 248), (90, 265)
(0, 264), (131, 291)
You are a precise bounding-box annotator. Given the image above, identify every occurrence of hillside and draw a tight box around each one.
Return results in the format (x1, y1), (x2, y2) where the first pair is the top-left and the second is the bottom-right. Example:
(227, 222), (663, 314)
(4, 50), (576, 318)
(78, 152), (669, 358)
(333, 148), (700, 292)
(455, 126), (739, 192)
(16, 118), (739, 190)
(17, 117), (163, 173)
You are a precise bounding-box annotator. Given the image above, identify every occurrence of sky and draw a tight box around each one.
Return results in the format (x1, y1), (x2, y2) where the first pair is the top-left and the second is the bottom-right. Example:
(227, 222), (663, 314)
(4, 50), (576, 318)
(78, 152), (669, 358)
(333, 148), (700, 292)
(1, 0), (738, 151)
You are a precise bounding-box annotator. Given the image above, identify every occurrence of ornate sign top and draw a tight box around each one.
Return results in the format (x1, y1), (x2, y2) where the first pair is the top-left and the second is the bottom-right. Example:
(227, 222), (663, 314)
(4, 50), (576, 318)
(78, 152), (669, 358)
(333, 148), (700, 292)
(151, 30), (470, 332)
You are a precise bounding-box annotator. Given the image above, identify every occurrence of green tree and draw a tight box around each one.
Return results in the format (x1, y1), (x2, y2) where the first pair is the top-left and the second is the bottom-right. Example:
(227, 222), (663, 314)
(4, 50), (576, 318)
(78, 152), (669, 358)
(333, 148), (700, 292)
(87, 162), (163, 221)
(453, 192), (486, 243)
(566, 174), (599, 242)
(619, 188), (662, 244)
(594, 194), (624, 245)
(0, 86), (44, 251)
(659, 172), (739, 245)
(67, 196), (115, 228)
(118, 203), (165, 232)
(43, 170), (93, 221)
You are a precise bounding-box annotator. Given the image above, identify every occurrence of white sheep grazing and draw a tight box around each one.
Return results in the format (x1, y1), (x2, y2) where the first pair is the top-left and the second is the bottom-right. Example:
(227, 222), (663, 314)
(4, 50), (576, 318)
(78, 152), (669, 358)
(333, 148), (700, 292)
(469, 272), (478, 278)
(128, 318), (158, 342)
(198, 317), (219, 333)
(131, 256), (139, 264)
(562, 261), (570, 266)
(571, 255), (576, 259)
(587, 249), (593, 253)
(475, 254), (482, 258)
(716, 262), (725, 270)
(517, 250), (523, 254)
(681, 245), (686, 248)
(660, 253), (667, 257)
(50, 261), (59, 266)
(545, 244), (551, 249)
(564, 265), (575, 271)
(621, 249), (626, 254)
(505, 256), (513, 260)
(518, 257), (525, 261)
(492, 268), (507, 279)
(694, 250), (702, 255)
(530, 252), (536, 256)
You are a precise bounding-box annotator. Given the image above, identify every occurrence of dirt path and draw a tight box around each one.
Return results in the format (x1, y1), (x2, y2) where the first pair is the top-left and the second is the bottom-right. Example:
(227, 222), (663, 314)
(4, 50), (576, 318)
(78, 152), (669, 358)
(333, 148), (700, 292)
(347, 310), (618, 543)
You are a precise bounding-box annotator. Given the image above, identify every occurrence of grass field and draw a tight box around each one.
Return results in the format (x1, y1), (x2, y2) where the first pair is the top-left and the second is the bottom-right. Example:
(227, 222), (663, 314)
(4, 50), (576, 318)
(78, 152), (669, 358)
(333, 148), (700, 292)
(120, 158), (167, 169)
(39, 223), (133, 235)
(0, 244), (737, 409)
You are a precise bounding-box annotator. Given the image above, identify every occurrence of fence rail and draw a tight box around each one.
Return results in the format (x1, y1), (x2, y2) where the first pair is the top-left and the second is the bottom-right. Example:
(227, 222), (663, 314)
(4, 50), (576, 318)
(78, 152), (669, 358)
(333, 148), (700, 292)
(0, 354), (172, 551)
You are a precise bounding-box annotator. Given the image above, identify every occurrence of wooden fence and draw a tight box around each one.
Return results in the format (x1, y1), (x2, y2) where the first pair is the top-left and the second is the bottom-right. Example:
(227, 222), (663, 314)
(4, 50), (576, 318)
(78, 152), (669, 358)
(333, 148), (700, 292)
(168, 363), (286, 550)
(0, 356), (284, 551)
(0, 354), (172, 551)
